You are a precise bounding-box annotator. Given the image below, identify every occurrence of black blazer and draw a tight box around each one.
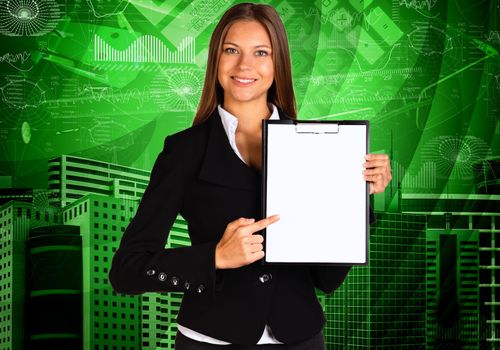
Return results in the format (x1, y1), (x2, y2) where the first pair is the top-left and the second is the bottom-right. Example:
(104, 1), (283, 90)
(109, 107), (374, 345)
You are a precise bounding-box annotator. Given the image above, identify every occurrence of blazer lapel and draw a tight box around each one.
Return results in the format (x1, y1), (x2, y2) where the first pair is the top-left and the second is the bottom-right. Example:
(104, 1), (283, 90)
(198, 109), (259, 191)
(198, 106), (293, 191)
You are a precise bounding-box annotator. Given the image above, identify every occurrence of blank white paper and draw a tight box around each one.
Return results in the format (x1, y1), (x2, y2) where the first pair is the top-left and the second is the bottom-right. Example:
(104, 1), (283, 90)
(265, 122), (368, 264)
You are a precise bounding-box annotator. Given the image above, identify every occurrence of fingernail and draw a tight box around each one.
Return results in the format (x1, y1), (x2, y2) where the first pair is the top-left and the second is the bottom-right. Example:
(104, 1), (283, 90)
(248, 218), (255, 222)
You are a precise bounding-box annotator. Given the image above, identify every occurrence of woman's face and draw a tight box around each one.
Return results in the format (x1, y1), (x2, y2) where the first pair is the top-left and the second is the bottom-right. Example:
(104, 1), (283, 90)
(217, 20), (274, 108)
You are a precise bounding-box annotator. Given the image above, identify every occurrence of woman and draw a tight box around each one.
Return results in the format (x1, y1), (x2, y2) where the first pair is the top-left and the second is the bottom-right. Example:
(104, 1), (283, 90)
(109, 3), (392, 349)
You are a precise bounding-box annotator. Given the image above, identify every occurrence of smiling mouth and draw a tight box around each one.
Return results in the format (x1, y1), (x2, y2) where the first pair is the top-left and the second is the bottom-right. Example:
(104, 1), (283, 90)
(232, 77), (257, 83)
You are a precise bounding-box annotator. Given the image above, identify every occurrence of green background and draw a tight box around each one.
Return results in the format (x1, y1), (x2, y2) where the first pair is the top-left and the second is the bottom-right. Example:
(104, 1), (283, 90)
(0, 0), (499, 349)
(2, 0), (498, 191)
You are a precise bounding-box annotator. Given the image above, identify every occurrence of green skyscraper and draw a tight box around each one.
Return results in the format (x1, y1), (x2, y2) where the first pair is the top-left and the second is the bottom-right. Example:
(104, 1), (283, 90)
(401, 190), (499, 348)
(323, 211), (427, 349)
(55, 153), (193, 349)
(425, 229), (479, 349)
(64, 194), (140, 349)
(0, 200), (60, 350)
(48, 155), (150, 208)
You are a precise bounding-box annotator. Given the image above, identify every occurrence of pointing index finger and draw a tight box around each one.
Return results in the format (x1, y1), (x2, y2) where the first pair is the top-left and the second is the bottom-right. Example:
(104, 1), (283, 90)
(251, 214), (280, 231)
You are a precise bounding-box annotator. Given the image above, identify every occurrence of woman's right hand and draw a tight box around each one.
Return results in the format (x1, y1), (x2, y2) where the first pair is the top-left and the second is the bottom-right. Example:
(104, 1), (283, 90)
(215, 215), (280, 269)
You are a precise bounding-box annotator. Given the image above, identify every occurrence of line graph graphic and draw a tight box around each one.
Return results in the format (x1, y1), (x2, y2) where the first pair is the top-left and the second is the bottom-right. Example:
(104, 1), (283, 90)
(0, 51), (30, 64)
(0, 51), (33, 71)
(398, 0), (438, 11)
(93, 34), (195, 64)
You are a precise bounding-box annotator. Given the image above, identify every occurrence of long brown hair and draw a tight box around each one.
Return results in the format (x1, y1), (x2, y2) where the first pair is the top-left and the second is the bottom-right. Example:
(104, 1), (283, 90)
(192, 2), (297, 126)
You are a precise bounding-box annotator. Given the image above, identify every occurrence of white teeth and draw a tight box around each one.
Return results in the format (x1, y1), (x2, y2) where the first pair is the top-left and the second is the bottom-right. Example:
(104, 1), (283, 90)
(233, 77), (256, 83)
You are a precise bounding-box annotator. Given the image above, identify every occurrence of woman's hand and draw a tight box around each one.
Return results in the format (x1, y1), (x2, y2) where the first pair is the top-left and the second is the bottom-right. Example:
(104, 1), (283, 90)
(215, 215), (280, 269)
(363, 154), (392, 194)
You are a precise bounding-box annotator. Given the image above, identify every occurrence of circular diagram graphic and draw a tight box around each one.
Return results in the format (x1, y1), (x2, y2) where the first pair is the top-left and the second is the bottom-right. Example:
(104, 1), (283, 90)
(422, 135), (490, 180)
(151, 69), (202, 111)
(0, 0), (61, 37)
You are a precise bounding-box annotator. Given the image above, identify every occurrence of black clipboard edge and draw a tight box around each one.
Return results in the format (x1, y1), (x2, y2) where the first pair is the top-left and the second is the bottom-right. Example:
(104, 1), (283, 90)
(261, 119), (370, 267)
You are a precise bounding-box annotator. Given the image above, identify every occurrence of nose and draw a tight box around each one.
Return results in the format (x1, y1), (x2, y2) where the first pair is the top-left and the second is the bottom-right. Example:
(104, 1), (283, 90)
(237, 52), (254, 70)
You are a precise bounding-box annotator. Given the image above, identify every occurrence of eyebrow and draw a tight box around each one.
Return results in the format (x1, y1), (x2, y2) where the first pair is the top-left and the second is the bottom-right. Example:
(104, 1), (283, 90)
(223, 41), (272, 49)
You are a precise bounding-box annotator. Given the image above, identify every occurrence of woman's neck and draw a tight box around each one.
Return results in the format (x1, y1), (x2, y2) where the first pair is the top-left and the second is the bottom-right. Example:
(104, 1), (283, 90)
(222, 100), (271, 135)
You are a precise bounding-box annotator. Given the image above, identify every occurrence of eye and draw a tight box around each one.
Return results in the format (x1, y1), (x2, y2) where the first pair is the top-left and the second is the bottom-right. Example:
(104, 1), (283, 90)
(224, 47), (238, 54)
(256, 50), (269, 57)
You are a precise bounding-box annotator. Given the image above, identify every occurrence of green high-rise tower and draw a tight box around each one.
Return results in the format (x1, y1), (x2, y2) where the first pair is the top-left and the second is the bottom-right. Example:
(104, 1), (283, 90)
(425, 229), (479, 349)
(0, 200), (60, 350)
(323, 211), (427, 349)
(64, 194), (140, 350)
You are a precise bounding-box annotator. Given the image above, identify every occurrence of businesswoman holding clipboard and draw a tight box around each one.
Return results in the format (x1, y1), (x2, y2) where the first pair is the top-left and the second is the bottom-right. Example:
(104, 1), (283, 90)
(109, 3), (392, 349)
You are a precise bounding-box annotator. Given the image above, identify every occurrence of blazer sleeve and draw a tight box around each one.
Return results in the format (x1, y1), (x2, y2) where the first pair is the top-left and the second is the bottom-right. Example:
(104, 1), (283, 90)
(309, 203), (375, 294)
(109, 135), (218, 300)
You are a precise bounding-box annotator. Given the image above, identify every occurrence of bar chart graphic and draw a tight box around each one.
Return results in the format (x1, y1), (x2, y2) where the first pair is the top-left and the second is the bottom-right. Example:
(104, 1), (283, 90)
(392, 160), (438, 191)
(93, 34), (195, 64)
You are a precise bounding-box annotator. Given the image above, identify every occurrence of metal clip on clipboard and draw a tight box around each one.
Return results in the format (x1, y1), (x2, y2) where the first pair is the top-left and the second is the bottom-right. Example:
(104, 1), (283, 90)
(295, 123), (340, 134)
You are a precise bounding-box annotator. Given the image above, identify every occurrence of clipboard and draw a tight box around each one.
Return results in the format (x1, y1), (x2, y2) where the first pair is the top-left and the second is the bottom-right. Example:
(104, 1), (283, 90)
(262, 120), (369, 265)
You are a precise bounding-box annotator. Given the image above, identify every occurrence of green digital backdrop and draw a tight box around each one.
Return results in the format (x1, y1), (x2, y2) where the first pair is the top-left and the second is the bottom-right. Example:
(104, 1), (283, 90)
(0, 0), (499, 349)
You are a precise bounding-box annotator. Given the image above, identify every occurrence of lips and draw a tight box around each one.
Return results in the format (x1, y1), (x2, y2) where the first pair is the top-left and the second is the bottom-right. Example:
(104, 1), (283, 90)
(232, 76), (257, 84)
